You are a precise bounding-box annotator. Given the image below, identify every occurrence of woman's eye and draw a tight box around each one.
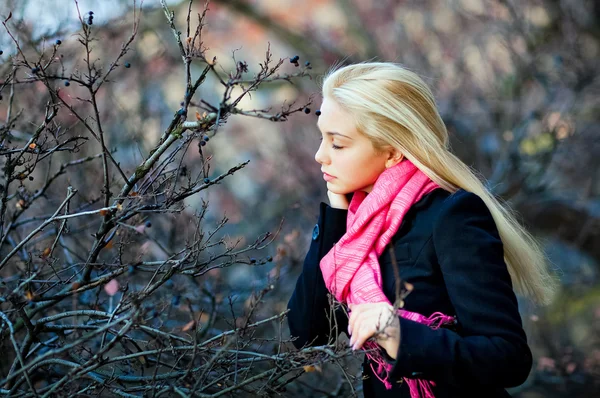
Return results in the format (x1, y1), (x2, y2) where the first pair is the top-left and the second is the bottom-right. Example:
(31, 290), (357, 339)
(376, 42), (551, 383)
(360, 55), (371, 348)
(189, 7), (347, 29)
(332, 144), (343, 150)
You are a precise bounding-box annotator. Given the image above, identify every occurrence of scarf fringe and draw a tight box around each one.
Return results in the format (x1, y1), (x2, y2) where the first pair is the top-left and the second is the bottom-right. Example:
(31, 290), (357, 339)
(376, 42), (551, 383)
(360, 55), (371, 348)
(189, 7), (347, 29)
(363, 309), (456, 396)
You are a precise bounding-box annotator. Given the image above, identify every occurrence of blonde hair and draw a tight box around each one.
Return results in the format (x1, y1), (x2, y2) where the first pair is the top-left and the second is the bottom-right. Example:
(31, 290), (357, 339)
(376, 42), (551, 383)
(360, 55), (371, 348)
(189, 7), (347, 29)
(321, 62), (557, 305)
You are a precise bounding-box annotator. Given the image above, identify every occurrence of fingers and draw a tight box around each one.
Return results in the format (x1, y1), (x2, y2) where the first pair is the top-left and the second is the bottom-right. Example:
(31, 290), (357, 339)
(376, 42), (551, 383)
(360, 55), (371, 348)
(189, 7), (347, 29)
(348, 302), (395, 350)
(327, 190), (349, 209)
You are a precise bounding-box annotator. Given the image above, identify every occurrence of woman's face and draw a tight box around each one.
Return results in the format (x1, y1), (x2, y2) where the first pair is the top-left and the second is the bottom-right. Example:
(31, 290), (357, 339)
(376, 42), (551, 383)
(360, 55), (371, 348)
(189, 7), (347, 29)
(315, 97), (398, 195)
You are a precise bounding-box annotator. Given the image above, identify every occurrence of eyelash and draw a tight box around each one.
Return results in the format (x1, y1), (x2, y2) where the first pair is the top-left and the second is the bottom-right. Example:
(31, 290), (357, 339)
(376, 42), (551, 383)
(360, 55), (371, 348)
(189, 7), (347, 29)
(319, 137), (343, 150)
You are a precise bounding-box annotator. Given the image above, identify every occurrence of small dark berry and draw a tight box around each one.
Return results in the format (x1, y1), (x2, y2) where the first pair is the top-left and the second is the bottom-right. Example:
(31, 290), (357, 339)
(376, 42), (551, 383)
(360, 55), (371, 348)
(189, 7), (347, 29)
(64, 81), (70, 86)
(290, 55), (299, 63)
(177, 108), (186, 116)
(128, 265), (135, 275)
(31, 67), (39, 74)
(203, 178), (210, 184)
(266, 256), (273, 262)
(304, 107), (311, 114)
(203, 135), (209, 142)
(0, 50), (3, 55)
(88, 11), (94, 15)
(87, 18), (93, 25)
(152, 309), (159, 318)
(250, 258), (256, 264)
(180, 101), (185, 107)
(145, 221), (152, 228)
(55, 39), (62, 45)
(199, 140), (206, 146)
(124, 62), (131, 68)
(315, 110), (322, 116)
(0, 95), (2, 101)
(166, 279), (174, 288)
(28, 176), (34, 181)
(304, 61), (311, 66)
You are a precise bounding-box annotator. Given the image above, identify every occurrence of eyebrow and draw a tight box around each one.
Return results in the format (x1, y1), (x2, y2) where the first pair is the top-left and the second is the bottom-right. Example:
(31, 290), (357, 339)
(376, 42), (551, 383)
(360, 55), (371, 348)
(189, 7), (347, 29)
(319, 130), (353, 140)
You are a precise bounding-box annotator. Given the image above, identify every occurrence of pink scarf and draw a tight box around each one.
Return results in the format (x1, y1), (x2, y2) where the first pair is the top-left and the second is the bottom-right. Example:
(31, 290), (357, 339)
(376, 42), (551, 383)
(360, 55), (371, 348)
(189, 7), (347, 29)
(319, 160), (455, 395)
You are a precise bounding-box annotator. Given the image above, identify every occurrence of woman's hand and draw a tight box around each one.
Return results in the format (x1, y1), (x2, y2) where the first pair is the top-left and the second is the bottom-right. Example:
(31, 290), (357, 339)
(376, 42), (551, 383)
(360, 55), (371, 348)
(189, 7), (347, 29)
(348, 302), (400, 360)
(327, 190), (349, 209)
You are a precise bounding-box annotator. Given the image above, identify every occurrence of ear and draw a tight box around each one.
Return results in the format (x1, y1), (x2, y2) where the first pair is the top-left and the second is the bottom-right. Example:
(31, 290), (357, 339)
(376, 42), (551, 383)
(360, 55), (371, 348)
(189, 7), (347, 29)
(385, 148), (404, 169)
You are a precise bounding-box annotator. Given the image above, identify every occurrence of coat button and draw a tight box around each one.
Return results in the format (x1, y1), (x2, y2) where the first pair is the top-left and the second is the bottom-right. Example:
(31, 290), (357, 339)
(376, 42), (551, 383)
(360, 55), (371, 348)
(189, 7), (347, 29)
(312, 224), (320, 240)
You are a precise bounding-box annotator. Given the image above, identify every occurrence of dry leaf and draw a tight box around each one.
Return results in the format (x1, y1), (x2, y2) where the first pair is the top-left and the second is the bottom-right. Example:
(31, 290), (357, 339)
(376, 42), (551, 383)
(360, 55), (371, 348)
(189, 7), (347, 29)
(195, 111), (202, 121)
(41, 247), (51, 258)
(199, 312), (210, 324)
(99, 209), (109, 216)
(25, 291), (35, 301)
(303, 364), (322, 373)
(182, 320), (196, 332)
(28, 143), (36, 149)
(104, 279), (119, 296)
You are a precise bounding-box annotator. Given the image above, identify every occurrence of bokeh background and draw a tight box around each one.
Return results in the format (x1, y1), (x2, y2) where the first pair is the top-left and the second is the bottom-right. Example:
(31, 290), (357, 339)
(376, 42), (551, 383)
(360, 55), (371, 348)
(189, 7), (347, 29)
(1, 0), (599, 396)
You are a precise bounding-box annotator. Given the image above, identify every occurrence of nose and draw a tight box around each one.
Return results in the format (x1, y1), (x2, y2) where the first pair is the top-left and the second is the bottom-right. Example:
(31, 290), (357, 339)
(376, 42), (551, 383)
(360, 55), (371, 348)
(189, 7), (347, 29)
(314, 140), (329, 165)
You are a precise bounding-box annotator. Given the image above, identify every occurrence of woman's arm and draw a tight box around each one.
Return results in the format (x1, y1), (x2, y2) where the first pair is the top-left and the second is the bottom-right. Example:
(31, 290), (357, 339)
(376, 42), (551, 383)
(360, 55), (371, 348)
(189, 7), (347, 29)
(389, 190), (532, 388)
(287, 202), (349, 349)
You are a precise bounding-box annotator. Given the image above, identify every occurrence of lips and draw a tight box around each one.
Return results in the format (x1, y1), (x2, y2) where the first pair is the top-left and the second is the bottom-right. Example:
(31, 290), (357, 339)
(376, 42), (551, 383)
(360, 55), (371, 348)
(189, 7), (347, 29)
(322, 172), (335, 182)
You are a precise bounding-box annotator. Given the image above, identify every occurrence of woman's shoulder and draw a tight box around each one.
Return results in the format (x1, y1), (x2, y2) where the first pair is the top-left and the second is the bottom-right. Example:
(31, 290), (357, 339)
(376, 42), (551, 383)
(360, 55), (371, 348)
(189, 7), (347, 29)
(410, 188), (493, 230)
(432, 188), (500, 242)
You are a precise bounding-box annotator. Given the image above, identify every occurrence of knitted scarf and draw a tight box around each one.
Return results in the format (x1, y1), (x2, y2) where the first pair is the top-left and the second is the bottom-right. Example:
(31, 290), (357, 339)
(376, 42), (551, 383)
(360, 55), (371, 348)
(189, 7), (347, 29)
(319, 160), (455, 396)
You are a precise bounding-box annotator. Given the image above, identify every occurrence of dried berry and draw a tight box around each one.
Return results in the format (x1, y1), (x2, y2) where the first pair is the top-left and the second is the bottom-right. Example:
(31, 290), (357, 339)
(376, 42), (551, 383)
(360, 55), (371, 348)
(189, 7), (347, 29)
(202, 135), (209, 142)
(64, 81), (70, 86)
(199, 140), (206, 146)
(177, 108), (186, 116)
(31, 67), (40, 74)
(315, 110), (322, 116)
(266, 255), (273, 262)
(55, 39), (62, 45)
(124, 62), (131, 68)
(304, 107), (311, 114)
(250, 258), (256, 264)
(203, 178), (210, 184)
(145, 221), (152, 228)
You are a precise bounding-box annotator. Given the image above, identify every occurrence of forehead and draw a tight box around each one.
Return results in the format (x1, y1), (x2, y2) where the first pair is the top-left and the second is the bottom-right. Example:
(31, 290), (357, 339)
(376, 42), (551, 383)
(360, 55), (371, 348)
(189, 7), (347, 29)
(317, 97), (357, 133)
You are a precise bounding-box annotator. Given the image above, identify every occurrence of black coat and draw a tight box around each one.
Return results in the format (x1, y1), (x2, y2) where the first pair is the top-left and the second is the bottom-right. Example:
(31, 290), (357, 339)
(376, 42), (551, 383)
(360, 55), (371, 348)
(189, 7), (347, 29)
(287, 188), (532, 397)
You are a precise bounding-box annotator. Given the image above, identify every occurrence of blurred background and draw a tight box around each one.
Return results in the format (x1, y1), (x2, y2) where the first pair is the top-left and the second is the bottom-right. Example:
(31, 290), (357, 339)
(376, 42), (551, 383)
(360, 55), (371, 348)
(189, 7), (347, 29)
(1, 0), (599, 396)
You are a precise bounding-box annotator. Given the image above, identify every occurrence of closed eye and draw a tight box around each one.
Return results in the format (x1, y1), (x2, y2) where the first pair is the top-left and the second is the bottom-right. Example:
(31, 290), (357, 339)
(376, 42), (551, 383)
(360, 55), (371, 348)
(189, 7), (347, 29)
(318, 135), (343, 150)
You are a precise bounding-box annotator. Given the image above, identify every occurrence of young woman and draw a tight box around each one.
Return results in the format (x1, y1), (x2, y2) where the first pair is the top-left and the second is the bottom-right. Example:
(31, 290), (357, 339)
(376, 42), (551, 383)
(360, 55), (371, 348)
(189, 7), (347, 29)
(287, 62), (556, 398)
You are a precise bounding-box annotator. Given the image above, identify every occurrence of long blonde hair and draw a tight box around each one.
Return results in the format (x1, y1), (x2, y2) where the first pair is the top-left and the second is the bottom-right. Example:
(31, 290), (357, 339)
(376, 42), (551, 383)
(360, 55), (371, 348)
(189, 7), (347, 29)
(321, 62), (556, 305)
